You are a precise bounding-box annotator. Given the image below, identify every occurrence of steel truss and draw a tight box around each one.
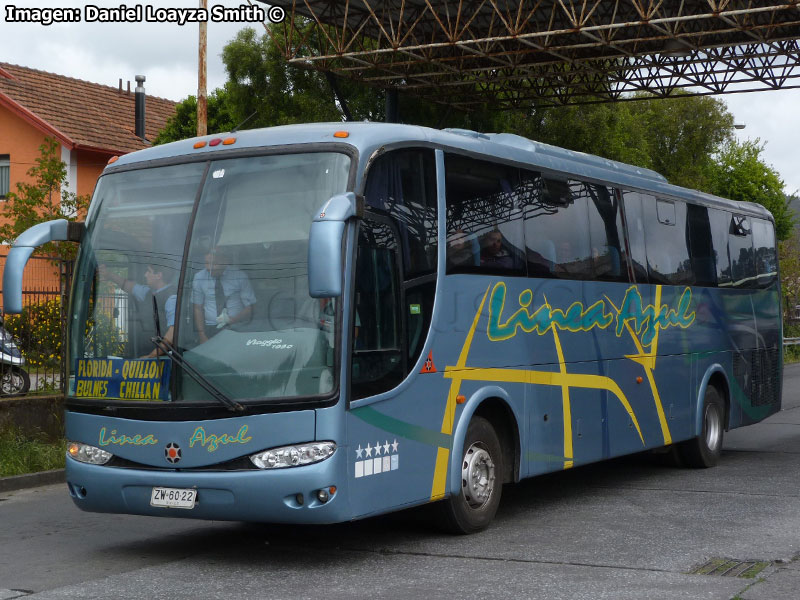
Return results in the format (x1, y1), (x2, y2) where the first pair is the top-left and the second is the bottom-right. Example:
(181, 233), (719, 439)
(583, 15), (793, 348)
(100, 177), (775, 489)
(254, 0), (800, 106)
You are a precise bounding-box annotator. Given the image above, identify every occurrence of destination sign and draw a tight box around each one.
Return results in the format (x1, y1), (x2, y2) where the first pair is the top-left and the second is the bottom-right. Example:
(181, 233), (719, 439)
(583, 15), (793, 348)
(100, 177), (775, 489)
(74, 358), (171, 401)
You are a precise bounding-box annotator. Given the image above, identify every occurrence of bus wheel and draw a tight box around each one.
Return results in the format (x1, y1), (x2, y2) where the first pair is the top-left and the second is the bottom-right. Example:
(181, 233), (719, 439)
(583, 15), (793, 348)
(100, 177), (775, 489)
(440, 416), (503, 534)
(679, 385), (724, 468)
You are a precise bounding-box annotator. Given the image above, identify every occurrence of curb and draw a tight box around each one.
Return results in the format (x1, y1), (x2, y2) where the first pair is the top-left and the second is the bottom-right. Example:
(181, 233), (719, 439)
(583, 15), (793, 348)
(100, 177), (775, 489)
(0, 469), (65, 493)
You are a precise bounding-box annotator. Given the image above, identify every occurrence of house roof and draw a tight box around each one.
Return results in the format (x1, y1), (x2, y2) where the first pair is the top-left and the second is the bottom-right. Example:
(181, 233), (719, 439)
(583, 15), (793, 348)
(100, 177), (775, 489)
(0, 63), (177, 155)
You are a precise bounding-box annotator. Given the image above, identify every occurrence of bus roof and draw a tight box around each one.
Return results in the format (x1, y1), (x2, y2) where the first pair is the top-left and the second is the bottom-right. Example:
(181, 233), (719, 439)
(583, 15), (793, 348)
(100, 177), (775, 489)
(108, 122), (774, 222)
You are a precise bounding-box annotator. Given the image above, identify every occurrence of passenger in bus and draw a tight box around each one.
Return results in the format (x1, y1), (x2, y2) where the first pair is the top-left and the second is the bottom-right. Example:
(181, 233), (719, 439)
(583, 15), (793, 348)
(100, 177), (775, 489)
(480, 229), (514, 269)
(98, 263), (177, 355)
(447, 229), (479, 268)
(192, 247), (256, 343)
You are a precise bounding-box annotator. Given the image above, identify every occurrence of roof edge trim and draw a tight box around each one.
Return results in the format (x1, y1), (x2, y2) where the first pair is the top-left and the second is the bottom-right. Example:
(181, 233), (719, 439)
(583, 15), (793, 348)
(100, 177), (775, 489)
(0, 92), (74, 149)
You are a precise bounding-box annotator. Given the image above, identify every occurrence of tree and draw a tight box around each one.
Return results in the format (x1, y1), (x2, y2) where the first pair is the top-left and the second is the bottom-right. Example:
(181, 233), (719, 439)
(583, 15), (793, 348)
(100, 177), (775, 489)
(707, 139), (794, 240)
(0, 137), (90, 260)
(779, 232), (800, 321)
(153, 88), (236, 144)
(628, 94), (733, 190)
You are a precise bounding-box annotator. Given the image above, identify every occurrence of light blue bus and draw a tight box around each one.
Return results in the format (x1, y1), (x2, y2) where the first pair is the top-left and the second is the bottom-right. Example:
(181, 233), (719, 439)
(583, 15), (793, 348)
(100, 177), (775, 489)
(3, 123), (781, 533)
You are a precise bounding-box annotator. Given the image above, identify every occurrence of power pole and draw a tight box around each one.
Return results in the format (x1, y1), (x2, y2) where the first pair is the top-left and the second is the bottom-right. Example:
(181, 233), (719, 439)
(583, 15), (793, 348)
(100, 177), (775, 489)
(197, 0), (208, 136)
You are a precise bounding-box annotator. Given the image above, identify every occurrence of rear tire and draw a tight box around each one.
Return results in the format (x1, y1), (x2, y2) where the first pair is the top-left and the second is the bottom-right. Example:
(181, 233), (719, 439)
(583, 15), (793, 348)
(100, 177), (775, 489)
(439, 416), (503, 534)
(679, 385), (724, 468)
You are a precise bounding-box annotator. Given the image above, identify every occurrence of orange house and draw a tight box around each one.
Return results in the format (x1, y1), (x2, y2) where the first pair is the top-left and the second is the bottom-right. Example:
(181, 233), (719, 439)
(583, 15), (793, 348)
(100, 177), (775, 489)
(0, 63), (176, 293)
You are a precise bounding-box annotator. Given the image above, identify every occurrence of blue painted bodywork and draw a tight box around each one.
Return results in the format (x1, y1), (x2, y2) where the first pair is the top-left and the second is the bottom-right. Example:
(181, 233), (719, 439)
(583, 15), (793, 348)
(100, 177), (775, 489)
(61, 122), (780, 523)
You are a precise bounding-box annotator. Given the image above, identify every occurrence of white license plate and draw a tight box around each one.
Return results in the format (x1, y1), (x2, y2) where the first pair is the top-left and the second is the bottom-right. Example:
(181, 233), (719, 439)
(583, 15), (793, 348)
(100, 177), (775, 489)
(150, 487), (197, 509)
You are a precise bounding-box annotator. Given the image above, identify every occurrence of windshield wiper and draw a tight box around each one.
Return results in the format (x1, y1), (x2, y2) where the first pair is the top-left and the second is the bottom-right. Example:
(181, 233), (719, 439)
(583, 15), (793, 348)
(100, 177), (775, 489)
(151, 297), (244, 413)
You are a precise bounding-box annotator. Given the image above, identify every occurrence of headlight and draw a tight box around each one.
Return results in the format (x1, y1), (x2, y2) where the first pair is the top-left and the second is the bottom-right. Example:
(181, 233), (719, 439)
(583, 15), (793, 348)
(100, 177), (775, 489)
(250, 441), (336, 469)
(67, 441), (113, 465)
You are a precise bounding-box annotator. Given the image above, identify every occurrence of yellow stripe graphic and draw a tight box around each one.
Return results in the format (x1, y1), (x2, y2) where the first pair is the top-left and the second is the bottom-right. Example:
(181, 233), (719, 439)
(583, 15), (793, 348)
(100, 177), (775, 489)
(606, 286), (672, 445)
(430, 285), (490, 501)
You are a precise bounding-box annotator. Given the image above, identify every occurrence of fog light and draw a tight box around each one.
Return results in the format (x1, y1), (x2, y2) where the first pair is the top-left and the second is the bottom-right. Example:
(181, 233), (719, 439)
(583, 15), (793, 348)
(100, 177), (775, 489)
(295, 493), (304, 506)
(317, 489), (329, 503)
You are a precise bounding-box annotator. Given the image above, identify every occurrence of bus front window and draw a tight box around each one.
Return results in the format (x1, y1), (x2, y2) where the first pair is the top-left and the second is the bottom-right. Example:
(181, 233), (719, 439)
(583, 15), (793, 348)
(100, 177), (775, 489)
(70, 152), (351, 404)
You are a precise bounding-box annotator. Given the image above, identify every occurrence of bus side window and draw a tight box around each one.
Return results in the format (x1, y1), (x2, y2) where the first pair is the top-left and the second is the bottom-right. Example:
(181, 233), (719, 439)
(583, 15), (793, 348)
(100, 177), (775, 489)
(687, 203), (716, 287)
(751, 218), (777, 287)
(445, 154), (525, 276)
(709, 208), (732, 286)
(523, 173), (592, 280)
(621, 191), (648, 283)
(729, 214), (756, 288)
(586, 184), (626, 282)
(351, 217), (404, 400)
(643, 196), (694, 285)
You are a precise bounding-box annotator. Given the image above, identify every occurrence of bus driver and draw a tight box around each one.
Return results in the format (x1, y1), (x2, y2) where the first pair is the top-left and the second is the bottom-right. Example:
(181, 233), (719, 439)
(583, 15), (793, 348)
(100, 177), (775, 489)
(192, 247), (256, 343)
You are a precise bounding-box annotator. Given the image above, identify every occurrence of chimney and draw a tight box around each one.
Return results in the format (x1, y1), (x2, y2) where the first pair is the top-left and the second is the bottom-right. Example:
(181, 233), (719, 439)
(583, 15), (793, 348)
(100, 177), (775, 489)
(135, 75), (146, 140)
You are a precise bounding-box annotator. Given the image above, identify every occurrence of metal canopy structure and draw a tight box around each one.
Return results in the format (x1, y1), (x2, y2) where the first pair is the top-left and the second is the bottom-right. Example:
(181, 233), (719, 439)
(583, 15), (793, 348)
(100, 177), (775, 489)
(255, 1), (800, 107)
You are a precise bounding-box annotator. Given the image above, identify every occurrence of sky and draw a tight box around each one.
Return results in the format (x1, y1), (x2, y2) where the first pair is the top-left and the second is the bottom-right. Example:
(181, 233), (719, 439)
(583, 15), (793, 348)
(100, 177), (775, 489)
(3, 0), (799, 196)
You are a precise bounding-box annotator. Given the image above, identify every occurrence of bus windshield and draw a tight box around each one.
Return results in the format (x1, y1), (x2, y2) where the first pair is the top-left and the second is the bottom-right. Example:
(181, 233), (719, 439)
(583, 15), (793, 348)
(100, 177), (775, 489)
(69, 151), (351, 404)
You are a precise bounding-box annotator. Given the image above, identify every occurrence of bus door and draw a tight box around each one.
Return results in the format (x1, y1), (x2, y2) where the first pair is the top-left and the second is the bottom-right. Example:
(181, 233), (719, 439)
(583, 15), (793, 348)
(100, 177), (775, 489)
(346, 148), (442, 518)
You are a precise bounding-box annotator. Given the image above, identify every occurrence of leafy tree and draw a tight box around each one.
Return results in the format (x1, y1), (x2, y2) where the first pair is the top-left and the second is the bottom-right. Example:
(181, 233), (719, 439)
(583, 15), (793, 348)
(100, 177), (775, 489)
(508, 102), (651, 168)
(153, 88), (236, 144)
(707, 139), (794, 240)
(0, 137), (90, 260)
(628, 94), (733, 190)
(779, 232), (800, 321)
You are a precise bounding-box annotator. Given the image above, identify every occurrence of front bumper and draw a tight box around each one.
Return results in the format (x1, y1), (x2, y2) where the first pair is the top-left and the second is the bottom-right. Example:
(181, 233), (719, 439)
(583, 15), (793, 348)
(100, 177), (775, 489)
(66, 449), (351, 524)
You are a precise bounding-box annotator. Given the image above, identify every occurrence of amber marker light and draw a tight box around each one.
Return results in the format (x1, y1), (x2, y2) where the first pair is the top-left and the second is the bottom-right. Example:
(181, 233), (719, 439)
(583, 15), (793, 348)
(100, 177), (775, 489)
(68, 442), (80, 457)
(222, 137), (236, 145)
(333, 131), (349, 138)
(636, 376), (643, 384)
(209, 138), (222, 146)
(456, 394), (466, 404)
(329, 486), (337, 495)
(193, 141), (207, 149)
(107, 156), (119, 164)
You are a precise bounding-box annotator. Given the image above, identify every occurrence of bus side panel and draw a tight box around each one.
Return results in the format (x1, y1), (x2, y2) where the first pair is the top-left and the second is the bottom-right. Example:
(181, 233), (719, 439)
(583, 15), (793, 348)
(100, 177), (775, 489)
(345, 376), (451, 519)
(740, 285), (782, 426)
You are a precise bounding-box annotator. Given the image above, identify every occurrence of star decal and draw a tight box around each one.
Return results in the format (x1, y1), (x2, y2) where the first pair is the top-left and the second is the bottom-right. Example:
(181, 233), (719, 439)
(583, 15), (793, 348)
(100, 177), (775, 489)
(355, 444), (363, 459)
(365, 443), (373, 457)
(383, 440), (390, 454)
(391, 439), (399, 453)
(374, 440), (382, 455)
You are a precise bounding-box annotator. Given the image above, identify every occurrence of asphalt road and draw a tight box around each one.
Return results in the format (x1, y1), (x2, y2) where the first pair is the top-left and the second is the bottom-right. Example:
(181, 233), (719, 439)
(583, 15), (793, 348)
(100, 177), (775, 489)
(2, 366), (800, 600)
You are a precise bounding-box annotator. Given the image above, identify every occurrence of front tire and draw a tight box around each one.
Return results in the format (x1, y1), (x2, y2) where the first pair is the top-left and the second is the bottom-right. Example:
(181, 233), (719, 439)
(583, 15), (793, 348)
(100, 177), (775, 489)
(439, 416), (503, 534)
(679, 385), (724, 468)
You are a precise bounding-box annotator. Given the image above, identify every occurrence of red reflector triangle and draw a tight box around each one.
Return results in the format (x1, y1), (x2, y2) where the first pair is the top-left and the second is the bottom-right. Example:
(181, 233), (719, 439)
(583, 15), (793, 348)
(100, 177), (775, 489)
(420, 350), (437, 374)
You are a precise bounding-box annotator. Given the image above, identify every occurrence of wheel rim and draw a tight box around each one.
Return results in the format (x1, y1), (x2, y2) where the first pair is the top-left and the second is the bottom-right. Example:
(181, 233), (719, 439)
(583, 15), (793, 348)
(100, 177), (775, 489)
(704, 402), (722, 452)
(1, 371), (24, 395)
(461, 442), (496, 509)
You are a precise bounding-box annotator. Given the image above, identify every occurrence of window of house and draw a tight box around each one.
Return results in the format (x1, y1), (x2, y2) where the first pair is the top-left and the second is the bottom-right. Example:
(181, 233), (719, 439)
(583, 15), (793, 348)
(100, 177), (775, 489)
(0, 155), (9, 199)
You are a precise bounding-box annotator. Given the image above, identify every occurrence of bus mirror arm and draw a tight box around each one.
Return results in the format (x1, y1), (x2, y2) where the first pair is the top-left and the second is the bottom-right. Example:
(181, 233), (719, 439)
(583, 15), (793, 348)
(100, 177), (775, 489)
(308, 192), (359, 298)
(2, 219), (85, 314)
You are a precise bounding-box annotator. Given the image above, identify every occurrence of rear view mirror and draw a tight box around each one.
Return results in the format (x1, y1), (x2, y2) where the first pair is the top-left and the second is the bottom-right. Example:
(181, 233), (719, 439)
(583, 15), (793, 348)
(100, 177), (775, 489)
(308, 193), (359, 298)
(3, 220), (85, 313)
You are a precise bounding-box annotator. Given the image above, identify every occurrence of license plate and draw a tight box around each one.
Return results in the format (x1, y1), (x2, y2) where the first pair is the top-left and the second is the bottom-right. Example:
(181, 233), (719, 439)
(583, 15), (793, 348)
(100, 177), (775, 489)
(150, 487), (197, 509)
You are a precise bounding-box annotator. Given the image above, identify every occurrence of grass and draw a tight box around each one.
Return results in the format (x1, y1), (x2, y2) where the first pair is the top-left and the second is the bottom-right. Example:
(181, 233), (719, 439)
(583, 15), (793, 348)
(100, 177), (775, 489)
(0, 427), (65, 477)
(784, 322), (800, 364)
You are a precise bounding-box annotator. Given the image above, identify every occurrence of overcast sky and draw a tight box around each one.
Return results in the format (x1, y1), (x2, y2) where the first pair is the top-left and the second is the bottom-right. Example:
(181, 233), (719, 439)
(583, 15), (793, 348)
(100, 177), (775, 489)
(3, 0), (798, 196)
